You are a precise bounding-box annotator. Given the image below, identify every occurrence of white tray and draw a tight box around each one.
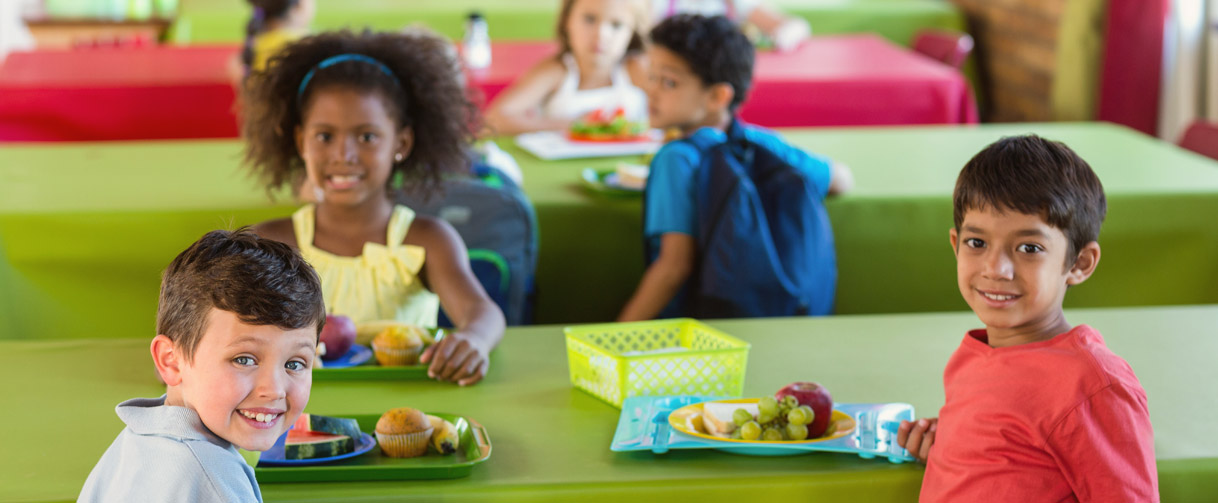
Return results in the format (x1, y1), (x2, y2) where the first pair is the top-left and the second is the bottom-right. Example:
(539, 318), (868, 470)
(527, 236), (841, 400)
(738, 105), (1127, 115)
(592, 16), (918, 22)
(515, 130), (663, 160)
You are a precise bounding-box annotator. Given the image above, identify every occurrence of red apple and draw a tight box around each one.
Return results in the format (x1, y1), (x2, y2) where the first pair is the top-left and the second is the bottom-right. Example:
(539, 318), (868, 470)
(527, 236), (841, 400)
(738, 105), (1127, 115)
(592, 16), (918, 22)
(776, 382), (834, 438)
(318, 314), (356, 361)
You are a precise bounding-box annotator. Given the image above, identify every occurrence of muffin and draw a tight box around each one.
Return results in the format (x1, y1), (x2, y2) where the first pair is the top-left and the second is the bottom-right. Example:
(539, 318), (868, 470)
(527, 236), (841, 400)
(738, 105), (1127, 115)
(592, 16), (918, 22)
(375, 407), (433, 458)
(371, 324), (425, 366)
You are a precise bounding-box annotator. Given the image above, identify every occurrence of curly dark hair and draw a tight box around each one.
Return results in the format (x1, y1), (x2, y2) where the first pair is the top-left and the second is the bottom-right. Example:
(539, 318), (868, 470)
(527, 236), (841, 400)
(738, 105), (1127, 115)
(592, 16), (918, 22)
(158, 228), (326, 362)
(650, 14), (754, 111)
(954, 134), (1107, 264)
(242, 29), (476, 197)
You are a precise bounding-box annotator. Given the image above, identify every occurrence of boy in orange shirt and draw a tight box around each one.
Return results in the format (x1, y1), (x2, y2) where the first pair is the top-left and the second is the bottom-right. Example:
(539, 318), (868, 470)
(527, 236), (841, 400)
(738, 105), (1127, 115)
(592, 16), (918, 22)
(898, 135), (1158, 501)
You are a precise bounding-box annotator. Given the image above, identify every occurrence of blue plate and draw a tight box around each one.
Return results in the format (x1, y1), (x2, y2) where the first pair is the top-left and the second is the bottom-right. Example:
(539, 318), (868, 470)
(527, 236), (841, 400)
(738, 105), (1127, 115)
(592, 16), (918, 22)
(320, 343), (372, 369)
(581, 167), (644, 196)
(258, 432), (377, 466)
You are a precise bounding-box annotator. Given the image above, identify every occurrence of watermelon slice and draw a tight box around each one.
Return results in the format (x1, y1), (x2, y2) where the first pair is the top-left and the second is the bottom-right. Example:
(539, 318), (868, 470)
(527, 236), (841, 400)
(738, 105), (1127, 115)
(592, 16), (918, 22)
(284, 430), (354, 460)
(292, 413), (362, 440)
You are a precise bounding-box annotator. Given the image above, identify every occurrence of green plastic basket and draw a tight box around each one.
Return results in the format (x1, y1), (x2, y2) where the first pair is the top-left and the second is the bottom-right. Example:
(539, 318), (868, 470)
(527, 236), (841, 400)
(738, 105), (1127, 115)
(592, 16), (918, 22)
(564, 319), (750, 408)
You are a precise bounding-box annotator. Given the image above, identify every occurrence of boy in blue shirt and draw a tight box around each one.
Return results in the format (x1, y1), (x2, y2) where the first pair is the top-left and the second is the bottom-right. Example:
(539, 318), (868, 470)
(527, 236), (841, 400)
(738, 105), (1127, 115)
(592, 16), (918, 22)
(79, 229), (326, 502)
(618, 14), (853, 321)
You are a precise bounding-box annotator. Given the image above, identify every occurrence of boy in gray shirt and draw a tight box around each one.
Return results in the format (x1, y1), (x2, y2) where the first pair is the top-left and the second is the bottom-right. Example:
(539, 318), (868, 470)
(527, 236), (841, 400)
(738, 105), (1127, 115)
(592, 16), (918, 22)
(80, 228), (326, 502)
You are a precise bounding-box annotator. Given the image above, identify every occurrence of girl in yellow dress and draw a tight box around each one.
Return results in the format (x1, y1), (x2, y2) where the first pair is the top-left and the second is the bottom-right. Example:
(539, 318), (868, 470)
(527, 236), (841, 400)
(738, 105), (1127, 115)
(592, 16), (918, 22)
(242, 30), (505, 386)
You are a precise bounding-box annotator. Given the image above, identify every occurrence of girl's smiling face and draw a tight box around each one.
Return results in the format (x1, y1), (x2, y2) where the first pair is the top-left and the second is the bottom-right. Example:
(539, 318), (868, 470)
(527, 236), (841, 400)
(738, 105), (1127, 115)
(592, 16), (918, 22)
(296, 87), (412, 207)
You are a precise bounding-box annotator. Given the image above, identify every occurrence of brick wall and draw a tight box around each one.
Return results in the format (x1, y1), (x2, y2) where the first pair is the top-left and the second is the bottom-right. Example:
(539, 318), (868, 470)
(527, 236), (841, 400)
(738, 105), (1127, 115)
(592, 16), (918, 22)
(951, 0), (1096, 122)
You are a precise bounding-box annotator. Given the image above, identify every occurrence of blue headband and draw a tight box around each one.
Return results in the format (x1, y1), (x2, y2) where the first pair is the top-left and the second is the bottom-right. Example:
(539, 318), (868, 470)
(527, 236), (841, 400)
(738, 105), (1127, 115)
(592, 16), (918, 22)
(296, 53), (401, 102)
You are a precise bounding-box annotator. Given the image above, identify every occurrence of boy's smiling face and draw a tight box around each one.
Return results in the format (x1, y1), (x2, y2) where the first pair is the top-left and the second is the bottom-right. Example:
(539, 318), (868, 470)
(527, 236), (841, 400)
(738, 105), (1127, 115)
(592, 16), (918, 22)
(160, 309), (316, 451)
(950, 206), (1099, 347)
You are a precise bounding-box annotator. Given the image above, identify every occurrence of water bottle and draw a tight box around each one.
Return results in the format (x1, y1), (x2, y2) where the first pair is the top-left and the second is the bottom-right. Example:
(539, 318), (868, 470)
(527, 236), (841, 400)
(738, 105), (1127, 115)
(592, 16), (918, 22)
(462, 11), (491, 70)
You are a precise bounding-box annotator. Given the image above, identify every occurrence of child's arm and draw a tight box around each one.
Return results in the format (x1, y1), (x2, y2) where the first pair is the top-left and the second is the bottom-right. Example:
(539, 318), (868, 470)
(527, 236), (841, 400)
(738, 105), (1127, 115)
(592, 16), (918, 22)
(897, 417), (938, 463)
(617, 233), (696, 321)
(746, 6), (810, 52)
(827, 161), (854, 196)
(411, 217), (506, 386)
(483, 57), (573, 136)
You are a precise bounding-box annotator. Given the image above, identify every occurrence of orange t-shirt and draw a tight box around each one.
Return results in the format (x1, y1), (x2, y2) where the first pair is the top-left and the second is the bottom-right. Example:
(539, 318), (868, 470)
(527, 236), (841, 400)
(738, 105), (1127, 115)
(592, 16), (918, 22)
(921, 324), (1159, 502)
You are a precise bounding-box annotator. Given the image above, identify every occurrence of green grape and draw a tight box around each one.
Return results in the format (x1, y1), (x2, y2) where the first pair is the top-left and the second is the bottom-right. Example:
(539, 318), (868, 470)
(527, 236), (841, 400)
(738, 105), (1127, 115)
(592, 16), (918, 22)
(781, 395), (799, 409)
(758, 409), (777, 425)
(762, 427), (785, 441)
(730, 428), (743, 440)
(786, 422), (809, 441)
(733, 408), (753, 427)
(787, 407), (810, 426)
(740, 421), (761, 441)
(799, 405), (815, 424)
(758, 396), (779, 416)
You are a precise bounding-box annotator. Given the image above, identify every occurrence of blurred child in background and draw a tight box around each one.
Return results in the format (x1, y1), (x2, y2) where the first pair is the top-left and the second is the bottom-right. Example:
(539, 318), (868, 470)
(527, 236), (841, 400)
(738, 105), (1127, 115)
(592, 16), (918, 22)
(651, 0), (810, 52)
(619, 15), (851, 321)
(242, 0), (314, 72)
(483, 0), (650, 135)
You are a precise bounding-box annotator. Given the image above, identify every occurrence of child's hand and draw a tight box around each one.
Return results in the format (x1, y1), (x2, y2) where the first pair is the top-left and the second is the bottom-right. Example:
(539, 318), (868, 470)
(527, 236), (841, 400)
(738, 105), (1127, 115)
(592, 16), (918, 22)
(897, 417), (938, 463)
(420, 331), (490, 386)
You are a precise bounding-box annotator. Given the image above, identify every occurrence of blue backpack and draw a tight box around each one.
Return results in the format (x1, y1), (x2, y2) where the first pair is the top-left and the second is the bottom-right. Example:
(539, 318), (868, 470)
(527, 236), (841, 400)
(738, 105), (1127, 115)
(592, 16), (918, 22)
(397, 162), (538, 326)
(649, 120), (837, 318)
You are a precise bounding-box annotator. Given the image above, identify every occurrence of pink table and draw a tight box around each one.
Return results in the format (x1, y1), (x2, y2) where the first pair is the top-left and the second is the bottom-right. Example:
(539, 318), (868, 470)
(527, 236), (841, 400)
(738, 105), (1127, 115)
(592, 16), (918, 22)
(0, 46), (239, 142)
(0, 35), (975, 142)
(470, 34), (977, 127)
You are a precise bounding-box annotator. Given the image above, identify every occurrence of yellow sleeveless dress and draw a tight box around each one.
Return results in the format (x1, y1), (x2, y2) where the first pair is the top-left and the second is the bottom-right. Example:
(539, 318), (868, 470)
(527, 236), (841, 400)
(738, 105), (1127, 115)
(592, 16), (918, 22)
(292, 204), (439, 327)
(251, 28), (307, 71)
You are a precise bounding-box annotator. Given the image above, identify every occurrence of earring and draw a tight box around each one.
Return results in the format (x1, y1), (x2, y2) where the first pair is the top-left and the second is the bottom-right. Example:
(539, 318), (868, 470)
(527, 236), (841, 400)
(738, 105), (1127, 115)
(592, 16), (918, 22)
(394, 152), (404, 163)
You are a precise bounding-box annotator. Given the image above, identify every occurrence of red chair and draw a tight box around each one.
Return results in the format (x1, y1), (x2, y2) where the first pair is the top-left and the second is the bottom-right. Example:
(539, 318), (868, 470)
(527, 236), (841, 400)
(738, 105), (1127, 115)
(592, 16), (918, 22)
(1178, 121), (1218, 161)
(911, 29), (975, 70)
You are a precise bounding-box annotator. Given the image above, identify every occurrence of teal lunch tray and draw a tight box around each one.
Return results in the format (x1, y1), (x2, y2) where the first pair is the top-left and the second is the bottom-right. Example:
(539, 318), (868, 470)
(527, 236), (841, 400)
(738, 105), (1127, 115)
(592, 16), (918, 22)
(610, 395), (916, 463)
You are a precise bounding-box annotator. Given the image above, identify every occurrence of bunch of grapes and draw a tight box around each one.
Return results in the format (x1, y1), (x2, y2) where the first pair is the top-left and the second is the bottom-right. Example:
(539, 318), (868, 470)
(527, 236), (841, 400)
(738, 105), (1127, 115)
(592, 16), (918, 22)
(730, 395), (816, 441)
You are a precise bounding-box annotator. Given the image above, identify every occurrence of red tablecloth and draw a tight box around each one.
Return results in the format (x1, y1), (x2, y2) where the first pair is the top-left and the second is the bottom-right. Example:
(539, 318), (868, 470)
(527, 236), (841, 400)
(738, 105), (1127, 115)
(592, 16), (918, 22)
(471, 34), (978, 127)
(0, 35), (975, 142)
(0, 45), (239, 142)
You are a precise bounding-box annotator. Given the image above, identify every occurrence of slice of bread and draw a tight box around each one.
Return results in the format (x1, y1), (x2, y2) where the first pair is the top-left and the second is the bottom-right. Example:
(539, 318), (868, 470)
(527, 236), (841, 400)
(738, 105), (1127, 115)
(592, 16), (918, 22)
(701, 402), (761, 437)
(614, 163), (649, 190)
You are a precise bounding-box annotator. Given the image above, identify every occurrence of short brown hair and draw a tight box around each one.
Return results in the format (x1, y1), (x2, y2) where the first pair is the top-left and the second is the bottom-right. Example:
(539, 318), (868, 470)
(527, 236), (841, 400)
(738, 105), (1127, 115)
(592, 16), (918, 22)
(953, 134), (1107, 262)
(556, 0), (649, 57)
(157, 228), (326, 362)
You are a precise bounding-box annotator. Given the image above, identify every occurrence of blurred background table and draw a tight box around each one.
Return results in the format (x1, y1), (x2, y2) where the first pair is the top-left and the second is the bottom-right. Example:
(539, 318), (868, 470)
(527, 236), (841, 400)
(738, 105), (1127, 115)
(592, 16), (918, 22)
(0, 306), (1213, 502)
(3, 122), (1218, 338)
(22, 16), (173, 49)
(0, 34), (974, 142)
(0, 45), (238, 141)
(473, 35), (977, 127)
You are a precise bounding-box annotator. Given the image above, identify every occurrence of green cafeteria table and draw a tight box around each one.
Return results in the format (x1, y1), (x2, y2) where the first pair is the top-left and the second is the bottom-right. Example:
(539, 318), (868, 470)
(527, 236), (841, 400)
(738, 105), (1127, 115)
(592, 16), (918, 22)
(172, 0), (963, 48)
(0, 306), (1213, 502)
(3, 122), (1218, 339)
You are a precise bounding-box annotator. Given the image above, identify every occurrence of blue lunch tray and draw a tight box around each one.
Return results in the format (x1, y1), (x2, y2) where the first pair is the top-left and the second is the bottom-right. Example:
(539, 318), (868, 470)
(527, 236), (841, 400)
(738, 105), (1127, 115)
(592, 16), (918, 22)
(610, 395), (917, 463)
